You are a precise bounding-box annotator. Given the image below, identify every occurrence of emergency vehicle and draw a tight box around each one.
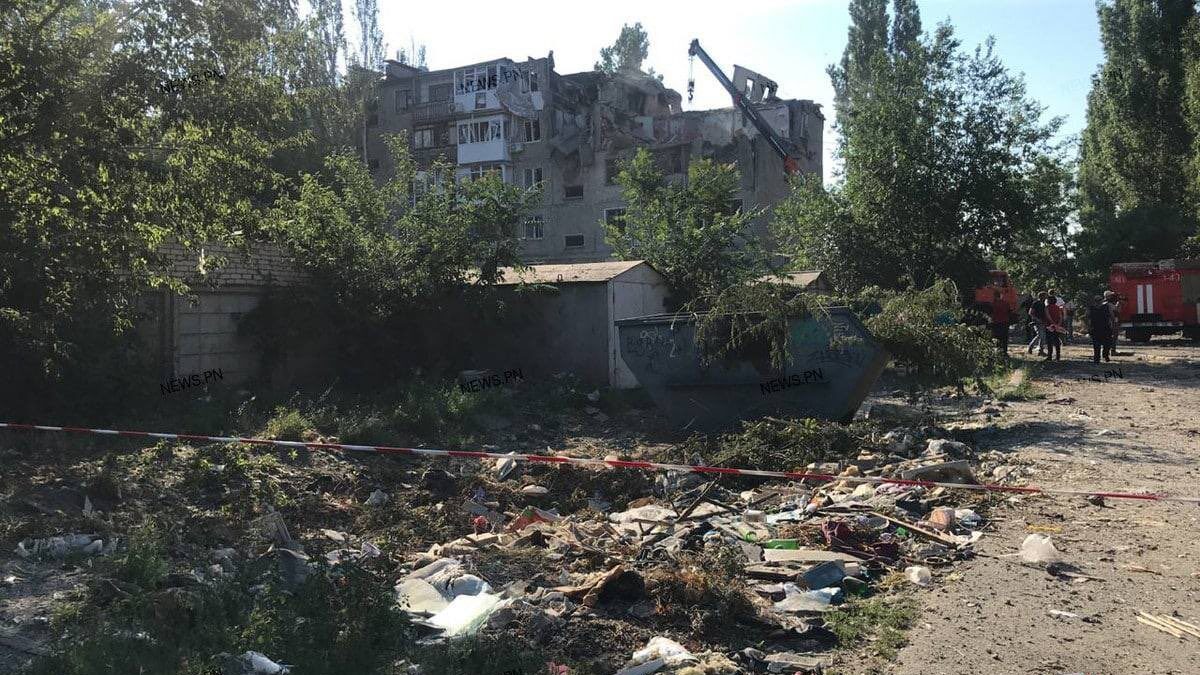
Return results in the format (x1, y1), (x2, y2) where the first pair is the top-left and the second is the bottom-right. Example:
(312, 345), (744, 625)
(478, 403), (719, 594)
(1108, 259), (1200, 342)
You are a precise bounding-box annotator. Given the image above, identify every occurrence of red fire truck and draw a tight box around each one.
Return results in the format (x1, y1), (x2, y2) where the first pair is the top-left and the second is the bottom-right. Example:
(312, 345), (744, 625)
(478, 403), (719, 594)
(1108, 259), (1200, 342)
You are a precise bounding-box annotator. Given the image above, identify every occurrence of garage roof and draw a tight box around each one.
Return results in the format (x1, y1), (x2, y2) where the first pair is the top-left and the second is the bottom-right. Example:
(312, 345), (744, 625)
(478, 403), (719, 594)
(494, 260), (651, 285)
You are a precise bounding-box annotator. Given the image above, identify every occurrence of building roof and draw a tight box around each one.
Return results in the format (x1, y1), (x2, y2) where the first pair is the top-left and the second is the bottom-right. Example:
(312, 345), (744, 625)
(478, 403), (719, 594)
(758, 270), (829, 288)
(494, 260), (652, 285)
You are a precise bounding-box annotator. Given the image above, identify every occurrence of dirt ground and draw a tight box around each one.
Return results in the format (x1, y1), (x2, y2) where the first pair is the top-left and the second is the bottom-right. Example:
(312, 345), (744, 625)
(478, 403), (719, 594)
(889, 339), (1200, 675)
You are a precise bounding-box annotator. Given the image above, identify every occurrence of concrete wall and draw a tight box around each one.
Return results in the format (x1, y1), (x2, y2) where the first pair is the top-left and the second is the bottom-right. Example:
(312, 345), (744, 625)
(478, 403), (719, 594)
(140, 241), (306, 384)
(608, 265), (671, 388)
(474, 282), (612, 387)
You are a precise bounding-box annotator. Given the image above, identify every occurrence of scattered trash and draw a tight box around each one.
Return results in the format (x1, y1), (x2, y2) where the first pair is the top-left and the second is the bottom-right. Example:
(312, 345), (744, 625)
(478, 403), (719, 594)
(1019, 534), (1060, 564)
(1086, 494), (1106, 507)
(521, 485), (549, 496)
(15, 534), (102, 559)
(616, 636), (697, 675)
(364, 489), (389, 506)
(905, 565), (932, 587)
(1048, 609), (1080, 620)
(775, 583), (842, 612)
(425, 592), (505, 637)
(218, 651), (290, 675)
(1136, 611), (1200, 641)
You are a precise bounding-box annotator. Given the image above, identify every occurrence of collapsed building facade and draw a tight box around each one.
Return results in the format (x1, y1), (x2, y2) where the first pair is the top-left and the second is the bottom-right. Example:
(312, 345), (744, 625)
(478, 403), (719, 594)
(367, 53), (823, 264)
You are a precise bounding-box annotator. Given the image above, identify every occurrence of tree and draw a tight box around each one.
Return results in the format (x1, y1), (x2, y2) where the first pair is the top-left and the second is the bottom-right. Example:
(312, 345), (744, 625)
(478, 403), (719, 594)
(595, 22), (651, 75)
(774, 1), (1071, 295)
(266, 135), (538, 378)
(0, 0), (349, 414)
(351, 0), (385, 162)
(605, 149), (767, 304)
(1077, 0), (1199, 273)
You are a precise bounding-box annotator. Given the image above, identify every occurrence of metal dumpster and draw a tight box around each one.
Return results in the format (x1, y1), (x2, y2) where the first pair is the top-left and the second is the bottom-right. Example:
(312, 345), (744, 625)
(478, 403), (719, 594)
(616, 308), (887, 432)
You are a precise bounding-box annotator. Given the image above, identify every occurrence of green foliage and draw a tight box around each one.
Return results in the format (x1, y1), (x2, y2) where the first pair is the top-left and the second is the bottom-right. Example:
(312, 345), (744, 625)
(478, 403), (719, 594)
(24, 563), (410, 675)
(692, 279), (828, 371)
(262, 136), (537, 380)
(595, 22), (651, 75)
(0, 0), (358, 414)
(777, 2), (1071, 294)
(713, 417), (868, 471)
(608, 148), (768, 304)
(116, 522), (169, 590)
(825, 596), (918, 660)
(860, 280), (1000, 383)
(1077, 0), (1199, 273)
(984, 366), (1042, 402)
(415, 635), (548, 675)
(264, 406), (315, 441)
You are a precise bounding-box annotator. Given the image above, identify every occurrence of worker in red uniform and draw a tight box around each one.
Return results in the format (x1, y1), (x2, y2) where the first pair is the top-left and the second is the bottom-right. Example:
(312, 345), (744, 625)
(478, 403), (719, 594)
(1044, 291), (1064, 361)
(989, 290), (1011, 354)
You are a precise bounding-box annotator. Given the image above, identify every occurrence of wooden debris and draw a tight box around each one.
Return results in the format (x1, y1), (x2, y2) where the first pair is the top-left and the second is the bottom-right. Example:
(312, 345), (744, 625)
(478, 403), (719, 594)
(763, 548), (866, 564)
(1136, 611), (1200, 641)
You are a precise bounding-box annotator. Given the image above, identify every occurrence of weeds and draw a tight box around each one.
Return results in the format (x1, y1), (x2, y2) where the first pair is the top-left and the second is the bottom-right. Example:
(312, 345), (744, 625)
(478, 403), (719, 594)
(649, 544), (756, 634)
(984, 365), (1042, 401)
(116, 521), (169, 589)
(264, 406), (314, 441)
(709, 417), (869, 471)
(415, 634), (548, 675)
(824, 596), (918, 660)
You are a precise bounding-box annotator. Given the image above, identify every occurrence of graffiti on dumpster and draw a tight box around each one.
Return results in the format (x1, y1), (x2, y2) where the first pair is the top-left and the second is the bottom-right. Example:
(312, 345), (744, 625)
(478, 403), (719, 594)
(625, 330), (678, 360)
(800, 347), (869, 368)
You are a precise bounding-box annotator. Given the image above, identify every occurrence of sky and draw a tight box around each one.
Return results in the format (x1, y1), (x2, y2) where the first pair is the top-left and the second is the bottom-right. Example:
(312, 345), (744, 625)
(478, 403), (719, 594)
(373, 0), (1105, 184)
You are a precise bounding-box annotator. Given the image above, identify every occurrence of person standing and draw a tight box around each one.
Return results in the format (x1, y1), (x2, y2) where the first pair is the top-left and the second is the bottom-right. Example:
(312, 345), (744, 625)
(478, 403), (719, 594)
(1027, 292), (1049, 356)
(1044, 292), (1064, 361)
(1087, 295), (1113, 363)
(989, 290), (1011, 354)
(1019, 294), (1035, 344)
(1104, 290), (1121, 355)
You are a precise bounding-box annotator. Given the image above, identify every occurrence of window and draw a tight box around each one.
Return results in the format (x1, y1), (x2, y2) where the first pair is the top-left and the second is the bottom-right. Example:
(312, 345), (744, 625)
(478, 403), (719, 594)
(395, 89), (410, 112)
(467, 164), (504, 181)
(522, 167), (543, 189)
(428, 83), (452, 102)
(652, 147), (683, 175)
(627, 92), (646, 114)
(564, 234), (585, 248)
(457, 119), (503, 144)
(522, 119), (541, 142)
(522, 216), (544, 240)
(564, 185), (583, 200)
(475, 92), (487, 110)
(413, 127), (434, 149)
(604, 208), (627, 233)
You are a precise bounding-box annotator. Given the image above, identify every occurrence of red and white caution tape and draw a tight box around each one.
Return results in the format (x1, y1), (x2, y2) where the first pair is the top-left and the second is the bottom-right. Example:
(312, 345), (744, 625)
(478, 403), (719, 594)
(2, 421), (1197, 504)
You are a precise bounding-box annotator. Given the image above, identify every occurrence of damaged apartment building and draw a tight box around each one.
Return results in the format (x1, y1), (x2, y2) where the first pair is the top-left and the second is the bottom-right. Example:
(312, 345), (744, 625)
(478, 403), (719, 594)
(365, 52), (823, 263)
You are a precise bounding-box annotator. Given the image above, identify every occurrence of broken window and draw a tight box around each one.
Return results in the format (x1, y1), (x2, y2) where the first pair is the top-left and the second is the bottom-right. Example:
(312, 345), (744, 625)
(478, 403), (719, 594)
(564, 234), (585, 248)
(395, 89), (410, 112)
(652, 148), (683, 175)
(564, 185), (583, 200)
(521, 70), (540, 93)
(413, 127), (434, 149)
(523, 119), (541, 142)
(475, 92), (487, 109)
(428, 83), (452, 102)
(457, 120), (503, 144)
(522, 167), (543, 189)
(627, 92), (646, 115)
(604, 208), (627, 233)
(522, 216), (544, 240)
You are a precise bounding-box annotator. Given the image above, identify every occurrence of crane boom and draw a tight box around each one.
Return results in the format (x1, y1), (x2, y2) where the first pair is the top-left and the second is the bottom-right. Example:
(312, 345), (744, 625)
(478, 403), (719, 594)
(687, 39), (799, 175)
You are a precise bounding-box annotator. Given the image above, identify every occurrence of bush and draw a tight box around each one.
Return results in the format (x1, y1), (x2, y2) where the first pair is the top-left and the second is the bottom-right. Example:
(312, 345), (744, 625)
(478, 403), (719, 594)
(710, 417), (868, 471)
(859, 280), (1000, 384)
(263, 406), (314, 441)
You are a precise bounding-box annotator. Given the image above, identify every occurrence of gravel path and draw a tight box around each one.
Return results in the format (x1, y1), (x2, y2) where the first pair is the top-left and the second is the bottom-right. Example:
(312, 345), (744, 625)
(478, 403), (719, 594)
(890, 339), (1200, 675)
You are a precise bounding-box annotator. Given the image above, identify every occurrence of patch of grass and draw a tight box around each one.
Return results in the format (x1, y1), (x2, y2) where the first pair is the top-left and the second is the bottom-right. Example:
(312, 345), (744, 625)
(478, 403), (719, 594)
(116, 521), (169, 589)
(415, 634), (548, 675)
(23, 562), (411, 675)
(824, 595), (918, 660)
(984, 365), (1042, 401)
(263, 406), (315, 441)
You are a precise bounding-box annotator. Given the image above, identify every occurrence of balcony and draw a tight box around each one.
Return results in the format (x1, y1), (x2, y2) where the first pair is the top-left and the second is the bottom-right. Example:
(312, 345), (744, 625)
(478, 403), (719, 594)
(409, 100), (458, 124)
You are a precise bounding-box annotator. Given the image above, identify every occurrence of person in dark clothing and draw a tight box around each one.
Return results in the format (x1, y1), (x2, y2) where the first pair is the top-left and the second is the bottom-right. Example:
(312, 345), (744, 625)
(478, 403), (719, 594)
(1019, 294), (1035, 343)
(989, 291), (1011, 354)
(1087, 295), (1113, 363)
(1027, 292), (1049, 355)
